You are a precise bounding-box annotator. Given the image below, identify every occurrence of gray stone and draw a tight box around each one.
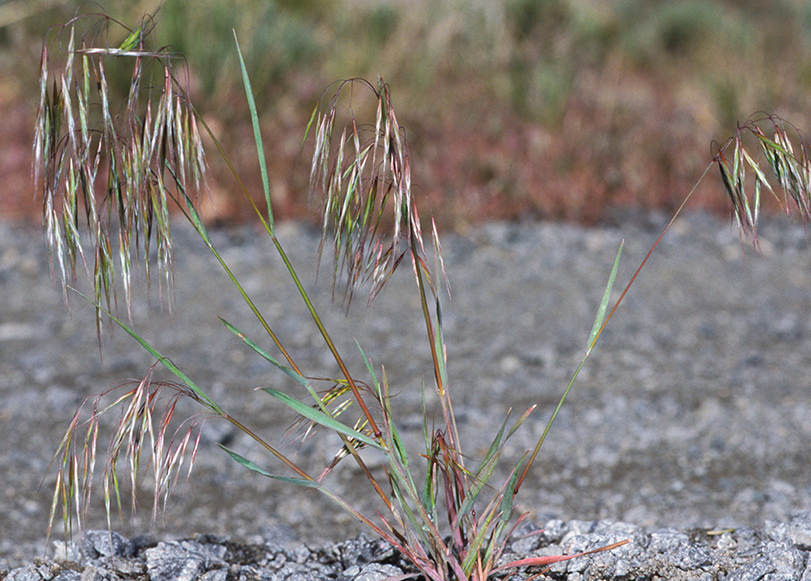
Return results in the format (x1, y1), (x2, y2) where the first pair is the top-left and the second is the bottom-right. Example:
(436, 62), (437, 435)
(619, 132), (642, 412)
(725, 539), (805, 581)
(786, 512), (811, 550)
(77, 565), (104, 581)
(5, 564), (46, 581)
(80, 531), (133, 560)
(8, 516), (811, 581)
(144, 540), (227, 581)
(6, 561), (83, 581)
(351, 563), (403, 581)
(260, 525), (299, 552)
(647, 528), (712, 569)
(331, 535), (394, 569)
(199, 568), (229, 581)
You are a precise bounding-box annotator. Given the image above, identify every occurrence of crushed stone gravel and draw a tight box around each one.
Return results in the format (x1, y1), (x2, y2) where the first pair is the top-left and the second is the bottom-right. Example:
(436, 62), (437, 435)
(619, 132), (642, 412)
(2, 211), (811, 576)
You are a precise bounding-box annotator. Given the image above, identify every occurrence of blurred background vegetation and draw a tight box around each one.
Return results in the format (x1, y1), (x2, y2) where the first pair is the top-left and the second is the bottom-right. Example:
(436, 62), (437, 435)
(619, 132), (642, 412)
(2, 0), (811, 228)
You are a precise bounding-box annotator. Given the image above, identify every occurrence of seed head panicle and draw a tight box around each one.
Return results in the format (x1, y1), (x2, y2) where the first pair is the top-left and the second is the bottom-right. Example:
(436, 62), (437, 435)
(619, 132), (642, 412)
(34, 10), (207, 334)
(308, 78), (444, 308)
(714, 114), (811, 243)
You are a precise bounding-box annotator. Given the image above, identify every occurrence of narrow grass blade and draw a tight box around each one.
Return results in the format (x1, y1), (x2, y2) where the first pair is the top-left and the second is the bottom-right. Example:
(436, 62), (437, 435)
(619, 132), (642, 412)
(370, 358), (410, 471)
(220, 318), (308, 387)
(385, 400), (411, 471)
(455, 414), (510, 520)
(504, 405), (535, 441)
(261, 388), (383, 450)
(219, 445), (319, 488)
(433, 295), (449, 391)
(234, 32), (273, 231)
(454, 406), (533, 537)
(356, 340), (381, 398)
(496, 455), (525, 530)
(418, 379), (439, 522)
(385, 468), (430, 549)
(516, 242), (622, 493)
(301, 102), (320, 150)
(459, 454), (527, 576)
(586, 241), (623, 355)
(71, 288), (223, 416)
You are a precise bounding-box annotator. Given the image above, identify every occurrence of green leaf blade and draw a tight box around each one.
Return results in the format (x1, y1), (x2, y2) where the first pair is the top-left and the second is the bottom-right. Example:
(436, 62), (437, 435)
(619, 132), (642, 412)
(220, 318), (309, 387)
(261, 388), (383, 450)
(72, 288), (224, 416)
(586, 240), (623, 355)
(219, 445), (319, 488)
(234, 32), (273, 231)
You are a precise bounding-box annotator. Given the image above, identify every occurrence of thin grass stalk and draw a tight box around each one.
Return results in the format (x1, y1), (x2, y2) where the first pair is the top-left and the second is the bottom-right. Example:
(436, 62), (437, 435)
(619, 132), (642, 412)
(222, 414), (315, 483)
(165, 175), (300, 378)
(175, 139), (394, 512)
(515, 239), (624, 494)
(189, 84), (397, 513)
(589, 169), (708, 353)
(407, 225), (466, 524)
(271, 234), (385, 441)
(219, 47), (389, 452)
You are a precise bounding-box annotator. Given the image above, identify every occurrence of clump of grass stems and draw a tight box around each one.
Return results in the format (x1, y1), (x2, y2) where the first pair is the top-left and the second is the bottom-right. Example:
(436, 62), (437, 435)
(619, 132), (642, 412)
(35, 11), (811, 581)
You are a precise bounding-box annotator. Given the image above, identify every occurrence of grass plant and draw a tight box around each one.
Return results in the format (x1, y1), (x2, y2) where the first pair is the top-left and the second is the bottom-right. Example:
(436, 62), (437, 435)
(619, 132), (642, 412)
(34, 10), (811, 581)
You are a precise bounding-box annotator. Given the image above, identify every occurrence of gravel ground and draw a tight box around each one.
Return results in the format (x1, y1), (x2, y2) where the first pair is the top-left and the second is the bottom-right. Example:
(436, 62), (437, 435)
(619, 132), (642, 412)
(2, 212), (811, 573)
(10, 515), (811, 580)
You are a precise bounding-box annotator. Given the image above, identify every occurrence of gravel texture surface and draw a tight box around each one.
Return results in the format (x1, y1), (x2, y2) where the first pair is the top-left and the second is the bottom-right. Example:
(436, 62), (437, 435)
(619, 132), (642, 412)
(2, 212), (811, 576)
(9, 514), (811, 580)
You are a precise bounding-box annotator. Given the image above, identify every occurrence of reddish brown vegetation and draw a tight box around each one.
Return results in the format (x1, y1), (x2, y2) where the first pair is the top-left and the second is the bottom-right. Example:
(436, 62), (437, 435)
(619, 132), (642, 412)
(3, 60), (787, 229)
